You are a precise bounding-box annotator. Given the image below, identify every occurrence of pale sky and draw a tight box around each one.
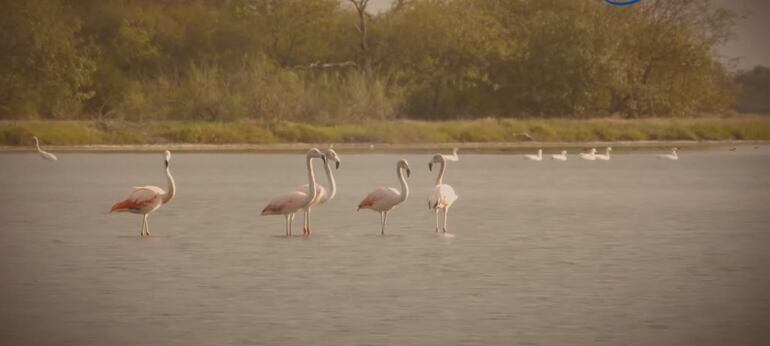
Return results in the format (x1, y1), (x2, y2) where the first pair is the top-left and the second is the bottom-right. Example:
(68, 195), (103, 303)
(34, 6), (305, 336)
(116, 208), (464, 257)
(356, 0), (770, 70)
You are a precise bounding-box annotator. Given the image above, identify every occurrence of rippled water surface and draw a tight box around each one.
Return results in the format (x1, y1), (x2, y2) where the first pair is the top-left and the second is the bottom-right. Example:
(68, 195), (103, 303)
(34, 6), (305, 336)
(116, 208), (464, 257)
(1, 149), (769, 345)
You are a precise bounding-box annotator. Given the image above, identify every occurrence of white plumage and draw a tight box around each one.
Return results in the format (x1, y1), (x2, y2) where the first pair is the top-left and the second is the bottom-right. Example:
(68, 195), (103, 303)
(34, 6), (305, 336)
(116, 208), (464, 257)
(33, 136), (57, 161)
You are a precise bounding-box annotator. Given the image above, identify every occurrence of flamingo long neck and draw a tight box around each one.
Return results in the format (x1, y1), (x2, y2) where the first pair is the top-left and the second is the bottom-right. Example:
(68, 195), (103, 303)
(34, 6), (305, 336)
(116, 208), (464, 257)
(34, 138), (41, 151)
(323, 159), (337, 201)
(162, 164), (176, 204)
(397, 166), (409, 202)
(306, 156), (318, 203)
(672, 150), (678, 158)
(435, 159), (447, 185)
(605, 148), (610, 158)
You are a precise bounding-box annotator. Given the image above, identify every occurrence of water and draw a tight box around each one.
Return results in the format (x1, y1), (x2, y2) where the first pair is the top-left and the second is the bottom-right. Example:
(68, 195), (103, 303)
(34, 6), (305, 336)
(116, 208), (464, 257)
(1, 149), (769, 345)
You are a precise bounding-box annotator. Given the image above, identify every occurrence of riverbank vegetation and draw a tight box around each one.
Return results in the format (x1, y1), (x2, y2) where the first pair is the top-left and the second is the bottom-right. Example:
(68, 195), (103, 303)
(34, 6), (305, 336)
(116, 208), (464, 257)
(4, 0), (767, 123)
(3, 117), (769, 146)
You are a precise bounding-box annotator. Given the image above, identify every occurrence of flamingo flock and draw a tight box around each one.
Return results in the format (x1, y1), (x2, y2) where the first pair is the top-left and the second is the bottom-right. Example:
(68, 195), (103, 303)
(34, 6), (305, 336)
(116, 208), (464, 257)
(29, 136), (692, 237)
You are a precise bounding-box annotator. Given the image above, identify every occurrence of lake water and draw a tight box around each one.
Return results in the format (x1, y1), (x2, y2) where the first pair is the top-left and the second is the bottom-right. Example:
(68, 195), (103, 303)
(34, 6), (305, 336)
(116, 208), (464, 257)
(1, 148), (769, 345)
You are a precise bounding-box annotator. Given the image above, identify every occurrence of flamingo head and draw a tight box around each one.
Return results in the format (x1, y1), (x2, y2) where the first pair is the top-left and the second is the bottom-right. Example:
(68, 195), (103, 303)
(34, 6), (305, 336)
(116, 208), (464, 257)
(453, 147), (459, 155)
(326, 147), (341, 169)
(561, 150), (567, 155)
(428, 154), (444, 171)
(607, 147), (613, 152)
(672, 147), (678, 152)
(308, 148), (326, 164)
(164, 150), (171, 167)
(33, 136), (39, 142)
(591, 148), (597, 154)
(398, 159), (411, 178)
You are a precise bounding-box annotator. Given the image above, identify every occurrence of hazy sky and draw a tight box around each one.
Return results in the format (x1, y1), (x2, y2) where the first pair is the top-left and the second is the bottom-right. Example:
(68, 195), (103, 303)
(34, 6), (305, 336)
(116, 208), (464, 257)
(359, 0), (770, 70)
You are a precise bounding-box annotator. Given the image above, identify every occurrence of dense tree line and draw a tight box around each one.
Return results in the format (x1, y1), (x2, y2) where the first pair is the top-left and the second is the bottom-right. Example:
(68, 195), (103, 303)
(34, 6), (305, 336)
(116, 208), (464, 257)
(0, 0), (749, 121)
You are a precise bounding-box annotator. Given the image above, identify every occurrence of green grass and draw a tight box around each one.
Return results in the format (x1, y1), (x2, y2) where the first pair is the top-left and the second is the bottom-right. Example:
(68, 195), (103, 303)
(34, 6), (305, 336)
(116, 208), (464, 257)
(2, 117), (769, 146)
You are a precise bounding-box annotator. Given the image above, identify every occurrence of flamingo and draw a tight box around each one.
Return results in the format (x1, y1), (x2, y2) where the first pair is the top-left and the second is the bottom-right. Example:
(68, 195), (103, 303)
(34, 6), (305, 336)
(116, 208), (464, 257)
(551, 150), (568, 161)
(441, 147), (460, 162)
(295, 146), (341, 235)
(428, 154), (458, 233)
(579, 148), (597, 160)
(595, 147), (612, 161)
(657, 147), (679, 160)
(110, 150), (176, 237)
(524, 149), (543, 161)
(33, 136), (57, 161)
(261, 148), (326, 237)
(357, 159), (411, 235)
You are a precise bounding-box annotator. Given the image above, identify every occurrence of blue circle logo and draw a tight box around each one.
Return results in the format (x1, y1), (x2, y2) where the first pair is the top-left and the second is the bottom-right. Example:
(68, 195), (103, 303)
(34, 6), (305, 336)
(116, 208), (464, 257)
(606, 0), (642, 5)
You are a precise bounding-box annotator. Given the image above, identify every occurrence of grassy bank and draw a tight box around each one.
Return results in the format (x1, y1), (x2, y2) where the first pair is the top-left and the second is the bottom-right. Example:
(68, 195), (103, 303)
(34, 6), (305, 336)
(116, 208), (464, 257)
(2, 118), (770, 146)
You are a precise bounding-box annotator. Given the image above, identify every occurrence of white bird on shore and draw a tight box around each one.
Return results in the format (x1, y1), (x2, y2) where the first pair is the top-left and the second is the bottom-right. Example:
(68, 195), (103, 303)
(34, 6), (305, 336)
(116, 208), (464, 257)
(441, 147), (460, 162)
(551, 150), (568, 161)
(524, 149), (543, 161)
(579, 148), (597, 160)
(657, 147), (679, 160)
(295, 146), (341, 235)
(33, 136), (57, 161)
(110, 150), (176, 237)
(428, 155), (458, 233)
(261, 148), (326, 237)
(595, 147), (612, 161)
(357, 159), (411, 235)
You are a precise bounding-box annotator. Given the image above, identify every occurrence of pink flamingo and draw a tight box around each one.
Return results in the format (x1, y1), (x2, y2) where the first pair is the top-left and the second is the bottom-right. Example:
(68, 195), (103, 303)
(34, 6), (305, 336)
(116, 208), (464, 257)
(261, 148), (326, 237)
(294, 146), (341, 235)
(357, 159), (411, 235)
(110, 150), (176, 236)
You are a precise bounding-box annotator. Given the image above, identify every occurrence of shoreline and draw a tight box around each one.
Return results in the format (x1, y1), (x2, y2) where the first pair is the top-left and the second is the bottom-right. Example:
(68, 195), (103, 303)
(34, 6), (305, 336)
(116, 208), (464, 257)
(2, 140), (766, 154)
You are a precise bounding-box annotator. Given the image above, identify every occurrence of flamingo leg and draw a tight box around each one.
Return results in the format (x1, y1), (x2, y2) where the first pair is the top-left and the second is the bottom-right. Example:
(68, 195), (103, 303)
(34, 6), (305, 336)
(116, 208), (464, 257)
(139, 216), (146, 236)
(288, 213), (295, 237)
(434, 210), (440, 232)
(381, 211), (389, 236)
(285, 214), (291, 237)
(302, 209), (308, 235)
(442, 208), (449, 233)
(144, 214), (151, 236)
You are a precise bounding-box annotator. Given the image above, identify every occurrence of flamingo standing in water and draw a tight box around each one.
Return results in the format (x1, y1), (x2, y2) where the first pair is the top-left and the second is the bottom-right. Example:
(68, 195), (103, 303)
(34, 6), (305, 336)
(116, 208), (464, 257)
(524, 149), (543, 161)
(110, 150), (176, 236)
(261, 148), (326, 237)
(551, 150), (568, 161)
(595, 147), (612, 161)
(357, 159), (411, 235)
(33, 136), (57, 161)
(657, 147), (679, 160)
(428, 154), (458, 233)
(295, 146), (341, 235)
(441, 147), (460, 162)
(579, 148), (597, 160)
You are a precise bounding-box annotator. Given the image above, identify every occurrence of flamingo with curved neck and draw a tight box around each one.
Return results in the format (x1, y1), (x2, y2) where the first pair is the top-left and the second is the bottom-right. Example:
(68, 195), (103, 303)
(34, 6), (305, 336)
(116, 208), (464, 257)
(262, 148), (326, 237)
(357, 159), (411, 235)
(296, 146), (341, 235)
(428, 154), (458, 233)
(110, 150), (176, 236)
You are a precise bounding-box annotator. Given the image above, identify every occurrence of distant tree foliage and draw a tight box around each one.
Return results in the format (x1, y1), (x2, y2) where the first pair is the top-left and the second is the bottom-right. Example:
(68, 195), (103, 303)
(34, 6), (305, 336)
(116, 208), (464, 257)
(0, 0), (743, 121)
(735, 66), (770, 114)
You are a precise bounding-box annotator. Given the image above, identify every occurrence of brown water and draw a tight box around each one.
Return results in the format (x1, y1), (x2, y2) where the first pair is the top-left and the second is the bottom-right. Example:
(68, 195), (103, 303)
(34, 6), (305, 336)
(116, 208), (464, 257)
(1, 149), (769, 345)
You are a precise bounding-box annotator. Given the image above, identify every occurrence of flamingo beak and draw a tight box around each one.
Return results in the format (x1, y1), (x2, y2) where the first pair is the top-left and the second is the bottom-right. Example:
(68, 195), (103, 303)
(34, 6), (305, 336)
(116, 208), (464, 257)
(428, 162), (433, 171)
(335, 161), (340, 169)
(165, 160), (169, 168)
(321, 155), (327, 164)
(406, 168), (411, 177)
